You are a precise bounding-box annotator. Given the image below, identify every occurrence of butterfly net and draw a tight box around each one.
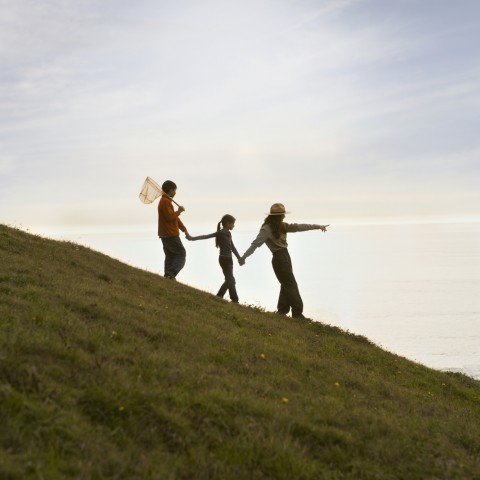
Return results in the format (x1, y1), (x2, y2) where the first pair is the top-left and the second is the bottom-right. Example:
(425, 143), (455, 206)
(139, 176), (163, 204)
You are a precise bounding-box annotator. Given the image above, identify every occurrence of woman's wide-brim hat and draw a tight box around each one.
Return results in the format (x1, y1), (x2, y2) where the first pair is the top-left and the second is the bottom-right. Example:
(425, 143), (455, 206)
(267, 203), (290, 215)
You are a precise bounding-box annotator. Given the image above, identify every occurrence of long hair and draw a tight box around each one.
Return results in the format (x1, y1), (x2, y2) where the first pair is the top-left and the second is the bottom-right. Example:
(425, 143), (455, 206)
(215, 214), (236, 248)
(262, 214), (286, 239)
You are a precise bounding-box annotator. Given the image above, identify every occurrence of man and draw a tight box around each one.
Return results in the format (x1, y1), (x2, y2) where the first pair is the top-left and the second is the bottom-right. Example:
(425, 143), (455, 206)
(158, 180), (191, 279)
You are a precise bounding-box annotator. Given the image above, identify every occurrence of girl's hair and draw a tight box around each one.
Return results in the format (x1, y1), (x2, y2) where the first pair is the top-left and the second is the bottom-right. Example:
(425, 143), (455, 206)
(215, 214), (236, 248)
(262, 214), (286, 239)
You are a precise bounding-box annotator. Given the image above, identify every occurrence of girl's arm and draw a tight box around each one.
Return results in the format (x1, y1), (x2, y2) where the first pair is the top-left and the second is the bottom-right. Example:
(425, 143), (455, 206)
(231, 240), (241, 260)
(189, 232), (217, 241)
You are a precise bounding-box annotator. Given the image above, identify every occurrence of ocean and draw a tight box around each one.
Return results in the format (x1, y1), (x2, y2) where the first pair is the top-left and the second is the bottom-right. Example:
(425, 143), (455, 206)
(35, 221), (480, 380)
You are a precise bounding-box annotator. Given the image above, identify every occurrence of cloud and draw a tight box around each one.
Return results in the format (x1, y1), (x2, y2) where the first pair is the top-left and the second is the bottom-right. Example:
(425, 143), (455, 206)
(0, 154), (15, 176)
(1, 0), (479, 227)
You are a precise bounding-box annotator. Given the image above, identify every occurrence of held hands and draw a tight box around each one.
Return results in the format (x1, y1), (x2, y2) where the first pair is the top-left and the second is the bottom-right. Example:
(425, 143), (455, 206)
(185, 232), (192, 241)
(238, 257), (246, 266)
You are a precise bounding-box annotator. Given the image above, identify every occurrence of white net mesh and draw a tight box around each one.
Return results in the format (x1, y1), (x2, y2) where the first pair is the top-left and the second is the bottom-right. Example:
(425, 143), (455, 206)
(139, 176), (163, 204)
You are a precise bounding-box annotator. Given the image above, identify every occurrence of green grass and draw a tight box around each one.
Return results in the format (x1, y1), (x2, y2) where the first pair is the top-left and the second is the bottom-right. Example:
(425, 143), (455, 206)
(1, 223), (480, 479)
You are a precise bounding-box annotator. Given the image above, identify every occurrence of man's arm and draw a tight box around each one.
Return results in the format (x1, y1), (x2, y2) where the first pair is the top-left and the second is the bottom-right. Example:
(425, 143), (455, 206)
(177, 217), (192, 239)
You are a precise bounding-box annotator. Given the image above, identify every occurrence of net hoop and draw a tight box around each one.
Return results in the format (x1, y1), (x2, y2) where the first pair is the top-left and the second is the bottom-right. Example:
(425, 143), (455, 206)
(139, 176), (163, 204)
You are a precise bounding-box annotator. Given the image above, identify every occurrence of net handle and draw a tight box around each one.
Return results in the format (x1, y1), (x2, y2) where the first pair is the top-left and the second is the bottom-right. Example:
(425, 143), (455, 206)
(165, 192), (181, 208)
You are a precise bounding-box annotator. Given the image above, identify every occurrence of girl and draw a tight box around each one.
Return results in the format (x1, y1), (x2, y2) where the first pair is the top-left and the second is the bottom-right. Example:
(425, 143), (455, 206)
(240, 203), (328, 318)
(189, 214), (243, 303)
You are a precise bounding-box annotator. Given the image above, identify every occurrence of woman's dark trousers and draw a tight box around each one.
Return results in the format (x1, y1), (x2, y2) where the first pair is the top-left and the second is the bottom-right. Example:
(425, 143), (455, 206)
(271, 248), (303, 316)
(217, 256), (239, 303)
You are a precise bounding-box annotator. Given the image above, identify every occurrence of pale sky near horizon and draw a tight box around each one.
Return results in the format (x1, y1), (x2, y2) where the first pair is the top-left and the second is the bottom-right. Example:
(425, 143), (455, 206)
(1, 0), (479, 229)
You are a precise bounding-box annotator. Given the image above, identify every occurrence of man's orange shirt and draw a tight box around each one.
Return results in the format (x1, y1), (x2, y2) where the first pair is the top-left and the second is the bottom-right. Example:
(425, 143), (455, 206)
(158, 195), (186, 238)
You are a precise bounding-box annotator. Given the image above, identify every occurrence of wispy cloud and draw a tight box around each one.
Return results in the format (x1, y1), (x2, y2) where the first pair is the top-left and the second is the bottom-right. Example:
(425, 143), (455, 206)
(1, 0), (479, 226)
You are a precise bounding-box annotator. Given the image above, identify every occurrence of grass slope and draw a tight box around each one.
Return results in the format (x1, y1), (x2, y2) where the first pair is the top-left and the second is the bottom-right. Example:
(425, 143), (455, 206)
(1, 224), (480, 479)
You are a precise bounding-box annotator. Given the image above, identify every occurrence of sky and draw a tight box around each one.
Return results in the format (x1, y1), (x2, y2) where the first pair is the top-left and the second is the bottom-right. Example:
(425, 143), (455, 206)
(1, 0), (479, 229)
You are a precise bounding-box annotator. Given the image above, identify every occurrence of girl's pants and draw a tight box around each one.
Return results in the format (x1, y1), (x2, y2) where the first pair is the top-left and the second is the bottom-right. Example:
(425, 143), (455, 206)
(271, 248), (303, 316)
(217, 256), (239, 303)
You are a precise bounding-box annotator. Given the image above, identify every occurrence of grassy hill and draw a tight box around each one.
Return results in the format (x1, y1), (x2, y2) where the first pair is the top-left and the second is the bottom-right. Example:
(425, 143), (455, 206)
(1, 224), (480, 479)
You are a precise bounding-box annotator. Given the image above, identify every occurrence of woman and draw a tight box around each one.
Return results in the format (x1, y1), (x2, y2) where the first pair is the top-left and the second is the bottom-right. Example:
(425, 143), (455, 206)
(240, 203), (328, 318)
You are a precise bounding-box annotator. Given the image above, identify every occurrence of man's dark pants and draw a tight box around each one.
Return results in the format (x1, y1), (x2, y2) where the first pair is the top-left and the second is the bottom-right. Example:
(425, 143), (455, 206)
(217, 256), (239, 303)
(161, 235), (186, 278)
(271, 248), (303, 316)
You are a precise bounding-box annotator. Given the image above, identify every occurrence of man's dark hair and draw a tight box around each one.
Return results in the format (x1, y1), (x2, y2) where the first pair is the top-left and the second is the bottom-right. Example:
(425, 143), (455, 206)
(162, 180), (177, 193)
